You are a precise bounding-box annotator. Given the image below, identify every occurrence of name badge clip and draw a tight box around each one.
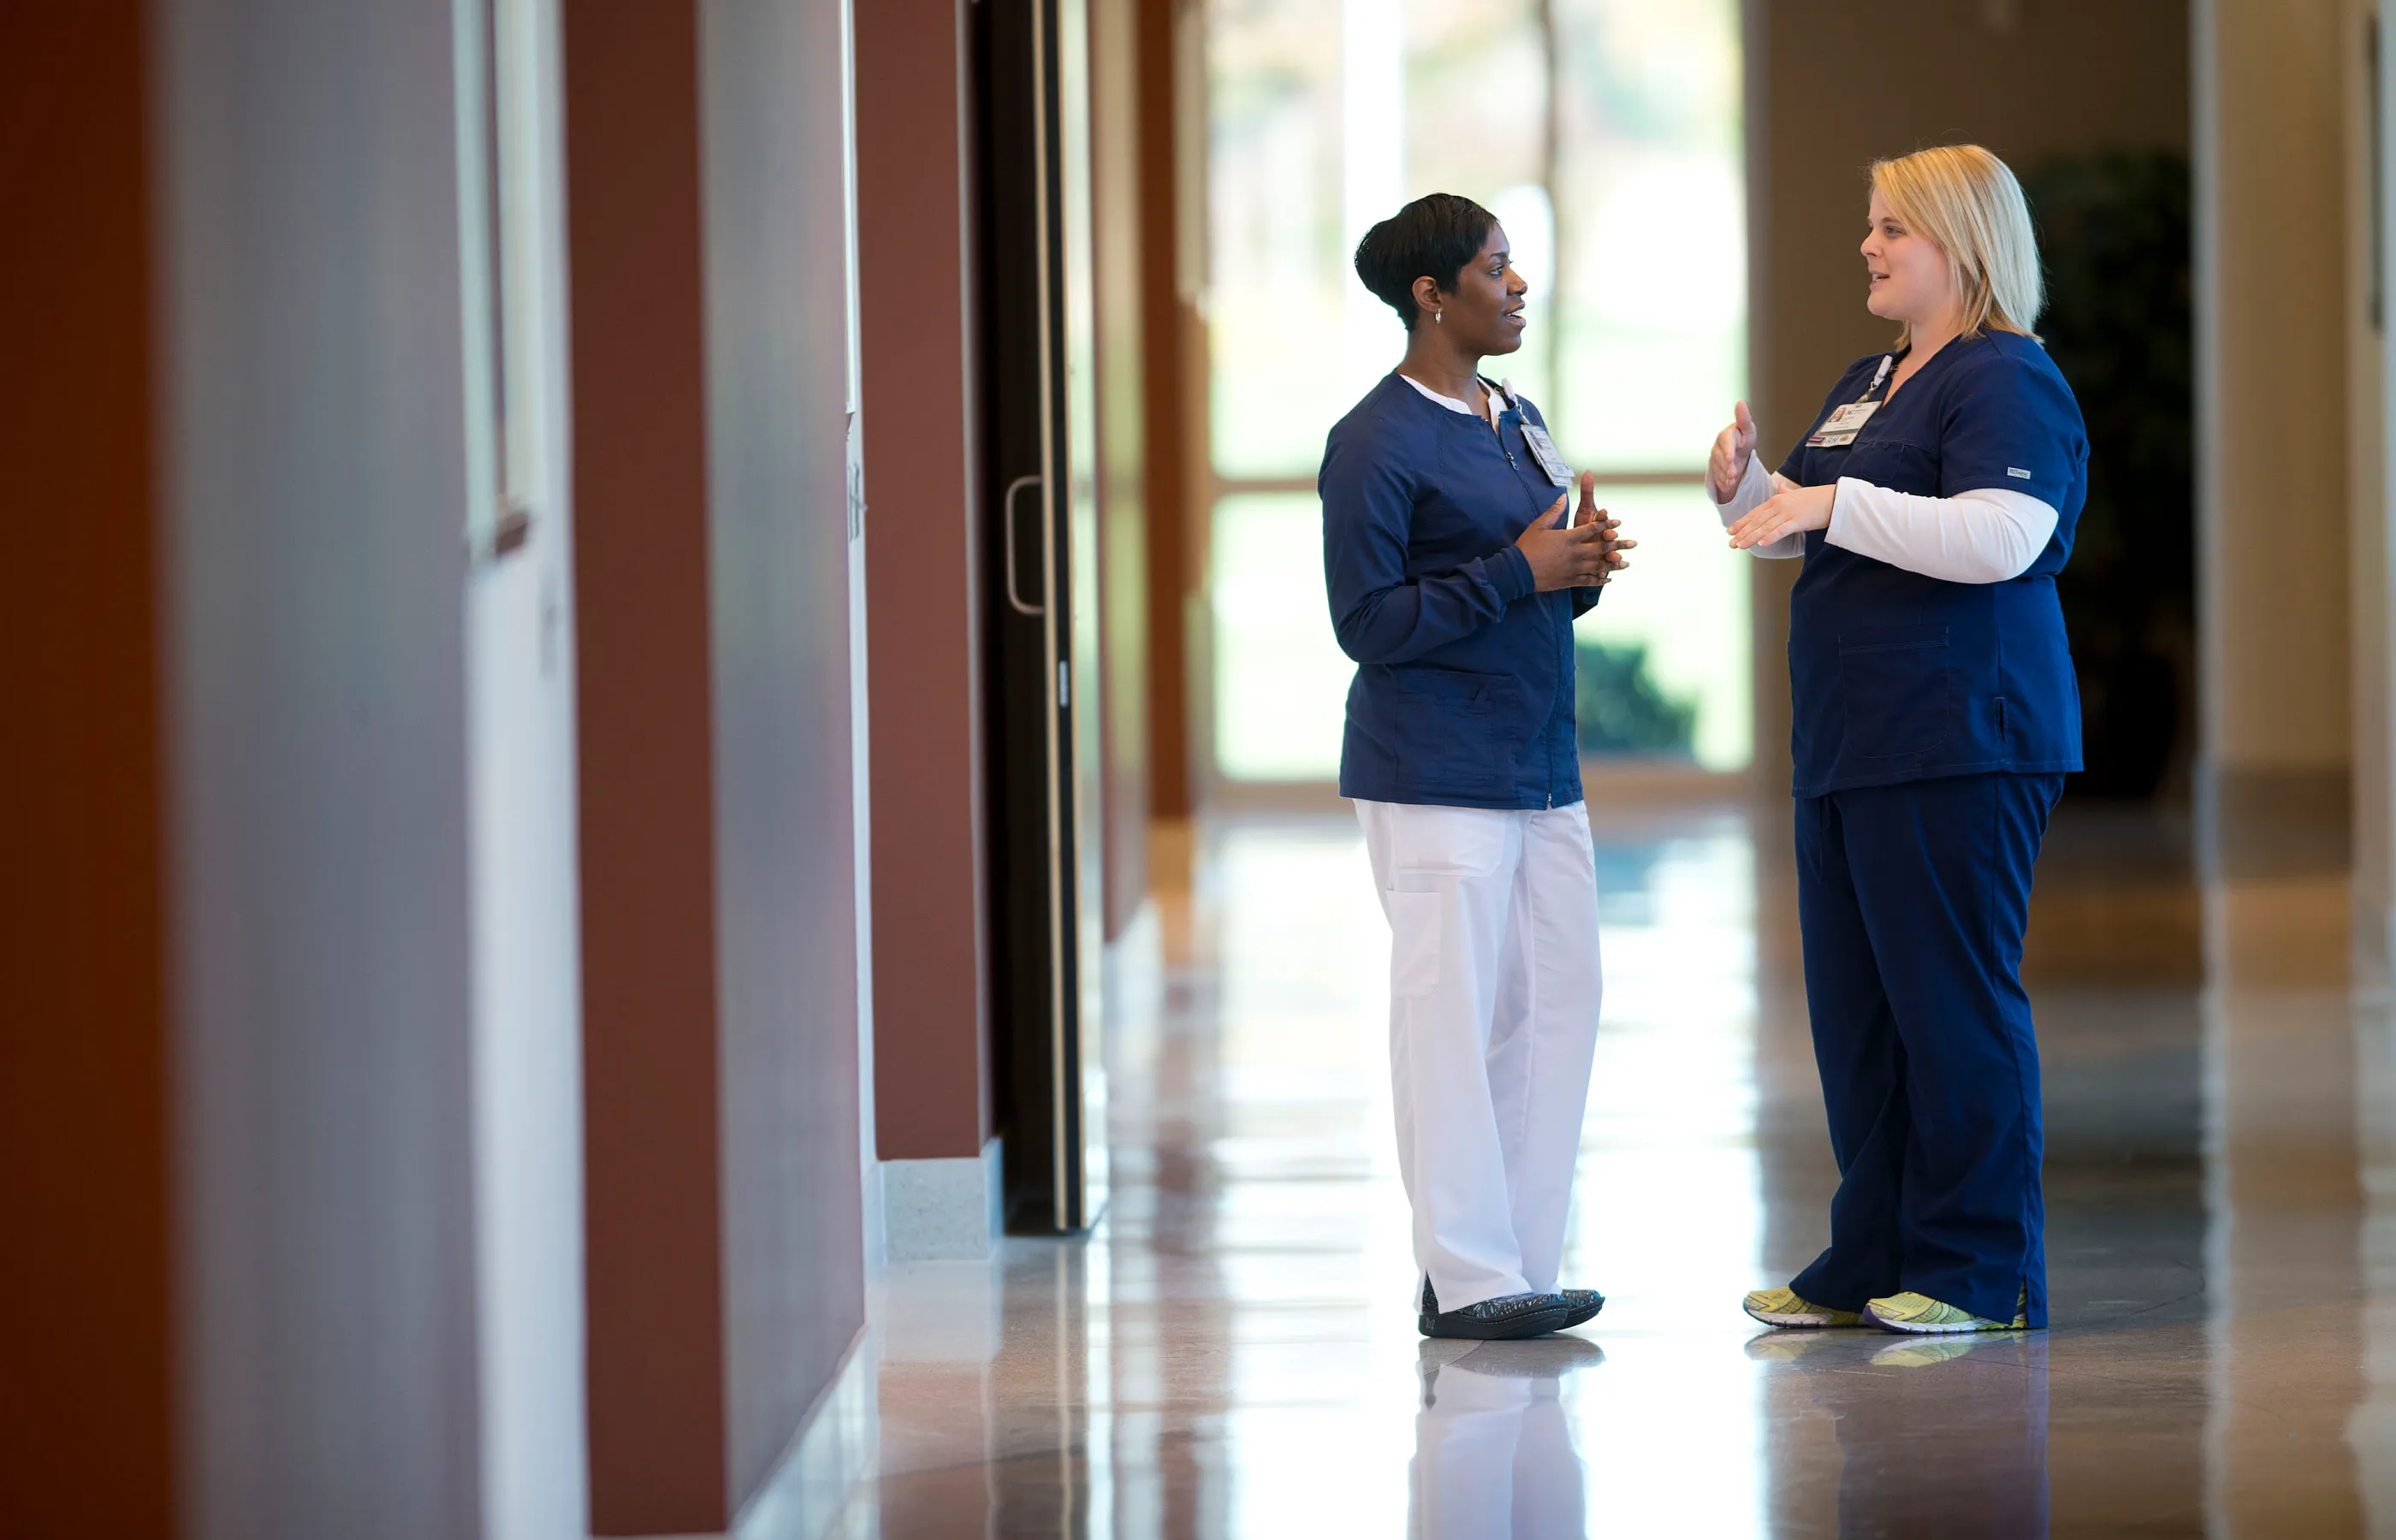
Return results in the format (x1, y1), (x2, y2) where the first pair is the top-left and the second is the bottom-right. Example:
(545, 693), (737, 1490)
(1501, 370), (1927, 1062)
(1806, 355), (1895, 448)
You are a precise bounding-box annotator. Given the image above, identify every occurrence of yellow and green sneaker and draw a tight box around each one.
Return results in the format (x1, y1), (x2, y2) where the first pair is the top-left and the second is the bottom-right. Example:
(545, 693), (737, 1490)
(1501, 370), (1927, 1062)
(1862, 1287), (2029, 1334)
(1742, 1286), (1861, 1328)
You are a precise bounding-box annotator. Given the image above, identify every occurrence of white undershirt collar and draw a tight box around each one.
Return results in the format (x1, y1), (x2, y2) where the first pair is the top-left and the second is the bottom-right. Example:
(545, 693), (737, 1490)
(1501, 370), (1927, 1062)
(1400, 370), (1513, 429)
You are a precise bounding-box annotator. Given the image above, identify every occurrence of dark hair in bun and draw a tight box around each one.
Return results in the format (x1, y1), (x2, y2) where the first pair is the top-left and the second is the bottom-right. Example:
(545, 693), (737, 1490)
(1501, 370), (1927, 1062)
(1352, 193), (1497, 332)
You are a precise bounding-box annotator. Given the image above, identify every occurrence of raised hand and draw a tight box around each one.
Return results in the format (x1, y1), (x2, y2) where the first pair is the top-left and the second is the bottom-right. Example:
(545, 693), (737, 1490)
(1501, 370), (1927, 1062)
(1710, 400), (1758, 503)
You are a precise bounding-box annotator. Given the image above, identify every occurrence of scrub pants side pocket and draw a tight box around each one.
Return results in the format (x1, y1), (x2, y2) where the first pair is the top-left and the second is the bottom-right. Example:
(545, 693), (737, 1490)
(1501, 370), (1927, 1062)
(1388, 886), (1443, 999)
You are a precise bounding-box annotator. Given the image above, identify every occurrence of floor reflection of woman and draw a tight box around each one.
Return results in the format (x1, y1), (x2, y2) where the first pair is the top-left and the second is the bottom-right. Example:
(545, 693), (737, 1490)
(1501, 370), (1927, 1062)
(1749, 1331), (2051, 1536)
(1412, 1339), (1602, 1538)
(1323, 192), (1628, 1341)
(1715, 145), (2089, 1334)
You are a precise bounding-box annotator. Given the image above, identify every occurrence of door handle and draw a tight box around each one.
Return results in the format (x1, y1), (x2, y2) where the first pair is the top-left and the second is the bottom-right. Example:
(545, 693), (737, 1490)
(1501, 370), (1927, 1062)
(1002, 474), (1045, 617)
(466, 495), (536, 565)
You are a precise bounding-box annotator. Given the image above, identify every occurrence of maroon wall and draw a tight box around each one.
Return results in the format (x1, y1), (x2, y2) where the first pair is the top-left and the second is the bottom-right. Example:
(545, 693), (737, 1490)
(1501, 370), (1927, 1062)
(570, 0), (869, 1528)
(855, 0), (997, 1162)
(1138, 0), (1201, 823)
(1, 6), (174, 1532)
(565, 5), (733, 1530)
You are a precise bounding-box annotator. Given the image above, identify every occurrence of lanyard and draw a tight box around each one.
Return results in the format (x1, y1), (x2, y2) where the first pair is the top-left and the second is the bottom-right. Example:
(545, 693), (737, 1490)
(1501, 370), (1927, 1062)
(1473, 376), (1520, 467)
(1860, 354), (1895, 404)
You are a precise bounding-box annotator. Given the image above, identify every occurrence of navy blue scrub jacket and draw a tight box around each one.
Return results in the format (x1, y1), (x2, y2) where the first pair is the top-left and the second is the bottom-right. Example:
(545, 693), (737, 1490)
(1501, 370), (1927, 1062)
(1320, 372), (1601, 811)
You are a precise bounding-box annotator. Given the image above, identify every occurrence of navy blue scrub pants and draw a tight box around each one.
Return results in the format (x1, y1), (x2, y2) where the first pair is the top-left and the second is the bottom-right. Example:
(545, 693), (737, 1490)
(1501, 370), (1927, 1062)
(1788, 771), (2064, 1328)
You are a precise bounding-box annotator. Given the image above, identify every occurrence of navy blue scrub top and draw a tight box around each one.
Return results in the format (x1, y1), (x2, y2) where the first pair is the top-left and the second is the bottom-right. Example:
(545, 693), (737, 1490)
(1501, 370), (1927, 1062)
(1320, 371), (1600, 810)
(1778, 330), (2090, 798)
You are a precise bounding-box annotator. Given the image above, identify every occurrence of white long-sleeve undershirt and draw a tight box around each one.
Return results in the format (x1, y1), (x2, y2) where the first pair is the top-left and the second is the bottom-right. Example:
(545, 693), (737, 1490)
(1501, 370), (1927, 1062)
(1710, 450), (2061, 584)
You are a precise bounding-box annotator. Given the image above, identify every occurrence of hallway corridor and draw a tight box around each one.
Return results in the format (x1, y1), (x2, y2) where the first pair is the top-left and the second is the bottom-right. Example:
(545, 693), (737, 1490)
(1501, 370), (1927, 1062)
(26, 6), (2396, 1536)
(851, 802), (2396, 1538)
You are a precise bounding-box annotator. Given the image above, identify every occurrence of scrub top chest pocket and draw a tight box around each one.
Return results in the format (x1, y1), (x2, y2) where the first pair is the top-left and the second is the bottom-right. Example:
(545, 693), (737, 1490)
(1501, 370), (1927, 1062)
(1835, 436), (1940, 500)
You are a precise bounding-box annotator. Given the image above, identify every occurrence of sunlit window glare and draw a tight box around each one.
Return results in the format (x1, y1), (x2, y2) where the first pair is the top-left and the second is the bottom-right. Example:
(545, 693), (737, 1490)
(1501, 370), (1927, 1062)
(1207, 0), (1750, 779)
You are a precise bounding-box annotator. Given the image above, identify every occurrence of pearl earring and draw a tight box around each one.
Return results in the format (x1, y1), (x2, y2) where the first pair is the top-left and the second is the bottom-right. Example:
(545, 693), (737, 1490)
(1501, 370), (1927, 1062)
(1435, 311), (1444, 325)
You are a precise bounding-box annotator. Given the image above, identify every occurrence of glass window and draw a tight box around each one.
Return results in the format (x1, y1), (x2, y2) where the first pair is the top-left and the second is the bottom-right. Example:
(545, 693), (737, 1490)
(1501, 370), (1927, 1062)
(1207, 0), (1749, 781)
(1210, 493), (1352, 781)
(1571, 484), (1750, 770)
(1206, 0), (1350, 483)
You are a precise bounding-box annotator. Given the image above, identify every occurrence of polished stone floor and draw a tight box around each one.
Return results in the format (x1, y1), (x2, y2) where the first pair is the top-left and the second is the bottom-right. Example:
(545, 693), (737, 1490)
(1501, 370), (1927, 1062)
(857, 797), (2396, 1538)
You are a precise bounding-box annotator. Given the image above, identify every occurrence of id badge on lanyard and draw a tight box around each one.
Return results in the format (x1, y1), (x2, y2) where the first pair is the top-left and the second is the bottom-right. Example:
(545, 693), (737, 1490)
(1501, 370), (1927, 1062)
(1520, 423), (1573, 487)
(1489, 377), (1574, 486)
(1806, 355), (1895, 448)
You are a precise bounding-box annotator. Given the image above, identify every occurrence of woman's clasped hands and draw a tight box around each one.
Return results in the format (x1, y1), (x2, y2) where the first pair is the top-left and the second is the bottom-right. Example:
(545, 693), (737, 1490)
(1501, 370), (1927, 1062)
(1515, 469), (1635, 591)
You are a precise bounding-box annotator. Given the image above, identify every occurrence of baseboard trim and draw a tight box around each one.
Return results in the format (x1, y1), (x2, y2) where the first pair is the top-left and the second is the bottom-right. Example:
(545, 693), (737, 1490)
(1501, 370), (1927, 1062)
(880, 1137), (1003, 1263)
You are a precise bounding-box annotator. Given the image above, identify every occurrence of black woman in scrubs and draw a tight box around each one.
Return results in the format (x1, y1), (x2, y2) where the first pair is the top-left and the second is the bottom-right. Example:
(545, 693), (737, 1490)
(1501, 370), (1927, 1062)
(1323, 192), (1629, 1340)
(1711, 145), (2089, 1334)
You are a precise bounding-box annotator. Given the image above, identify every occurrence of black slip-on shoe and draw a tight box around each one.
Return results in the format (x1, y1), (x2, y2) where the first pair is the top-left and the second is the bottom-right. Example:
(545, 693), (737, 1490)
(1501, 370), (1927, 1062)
(1421, 1281), (1604, 1331)
(1417, 1280), (1576, 1341)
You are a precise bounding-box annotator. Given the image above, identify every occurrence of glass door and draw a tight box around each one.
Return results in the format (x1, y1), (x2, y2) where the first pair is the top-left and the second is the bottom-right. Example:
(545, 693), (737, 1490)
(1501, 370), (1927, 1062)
(984, 0), (1108, 1234)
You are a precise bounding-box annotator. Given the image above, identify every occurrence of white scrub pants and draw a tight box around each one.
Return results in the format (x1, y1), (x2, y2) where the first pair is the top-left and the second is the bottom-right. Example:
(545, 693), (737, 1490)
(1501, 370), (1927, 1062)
(1356, 799), (1603, 1311)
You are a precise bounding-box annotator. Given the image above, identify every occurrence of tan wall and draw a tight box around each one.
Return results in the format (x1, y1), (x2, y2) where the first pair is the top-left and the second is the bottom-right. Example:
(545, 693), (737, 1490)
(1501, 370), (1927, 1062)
(1094, 0), (1154, 938)
(1747, 0), (2191, 789)
(2350, 0), (2393, 963)
(2197, 0), (2356, 785)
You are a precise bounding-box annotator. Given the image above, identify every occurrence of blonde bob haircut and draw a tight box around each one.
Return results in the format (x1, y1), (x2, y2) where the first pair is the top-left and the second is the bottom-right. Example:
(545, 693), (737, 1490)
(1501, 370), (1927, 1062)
(1870, 144), (2043, 346)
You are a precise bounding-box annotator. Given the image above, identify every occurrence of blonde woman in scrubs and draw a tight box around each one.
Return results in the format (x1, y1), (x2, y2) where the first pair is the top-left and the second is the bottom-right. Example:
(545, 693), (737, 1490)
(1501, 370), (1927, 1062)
(1714, 146), (2089, 1335)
